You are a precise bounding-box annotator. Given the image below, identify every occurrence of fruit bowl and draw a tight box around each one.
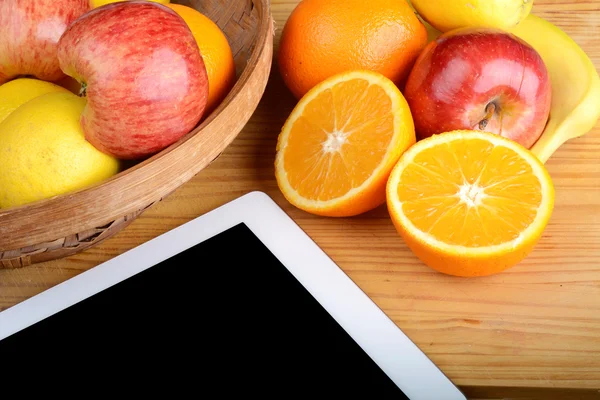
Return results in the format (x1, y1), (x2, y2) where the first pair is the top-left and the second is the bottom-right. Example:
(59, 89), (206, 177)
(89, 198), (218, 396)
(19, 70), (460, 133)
(0, 0), (274, 268)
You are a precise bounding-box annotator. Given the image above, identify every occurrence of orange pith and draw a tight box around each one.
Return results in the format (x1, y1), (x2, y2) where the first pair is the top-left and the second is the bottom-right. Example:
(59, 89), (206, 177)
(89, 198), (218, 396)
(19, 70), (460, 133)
(399, 139), (541, 246)
(275, 70), (416, 217)
(386, 130), (555, 277)
(286, 80), (394, 199)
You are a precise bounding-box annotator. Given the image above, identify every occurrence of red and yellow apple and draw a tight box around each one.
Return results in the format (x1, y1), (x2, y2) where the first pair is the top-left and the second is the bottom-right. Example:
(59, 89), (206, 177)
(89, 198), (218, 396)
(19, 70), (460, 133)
(57, 1), (209, 160)
(404, 27), (552, 149)
(0, 0), (90, 85)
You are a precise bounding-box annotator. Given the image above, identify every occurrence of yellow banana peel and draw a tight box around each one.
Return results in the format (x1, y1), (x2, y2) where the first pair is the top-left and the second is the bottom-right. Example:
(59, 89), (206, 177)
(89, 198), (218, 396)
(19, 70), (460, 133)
(410, 0), (533, 33)
(511, 14), (600, 163)
(410, 11), (600, 163)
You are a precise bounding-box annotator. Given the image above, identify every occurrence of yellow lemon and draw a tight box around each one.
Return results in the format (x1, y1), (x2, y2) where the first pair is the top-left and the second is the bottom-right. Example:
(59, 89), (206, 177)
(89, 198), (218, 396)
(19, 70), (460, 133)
(0, 77), (70, 124)
(0, 92), (120, 209)
(90, 0), (169, 8)
(410, 0), (533, 33)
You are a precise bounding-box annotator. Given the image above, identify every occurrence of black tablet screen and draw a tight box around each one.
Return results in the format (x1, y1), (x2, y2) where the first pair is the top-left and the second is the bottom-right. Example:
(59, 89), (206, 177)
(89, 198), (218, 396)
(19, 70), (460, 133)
(0, 222), (408, 398)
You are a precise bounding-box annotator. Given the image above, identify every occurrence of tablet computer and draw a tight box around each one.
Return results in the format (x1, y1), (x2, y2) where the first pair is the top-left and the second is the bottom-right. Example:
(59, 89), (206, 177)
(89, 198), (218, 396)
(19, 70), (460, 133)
(0, 191), (465, 399)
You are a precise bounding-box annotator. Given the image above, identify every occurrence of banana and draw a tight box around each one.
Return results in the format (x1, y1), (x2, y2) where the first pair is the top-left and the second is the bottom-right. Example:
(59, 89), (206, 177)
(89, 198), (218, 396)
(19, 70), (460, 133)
(409, 0), (533, 33)
(511, 14), (600, 163)
(406, 0), (441, 43)
(409, 11), (600, 163)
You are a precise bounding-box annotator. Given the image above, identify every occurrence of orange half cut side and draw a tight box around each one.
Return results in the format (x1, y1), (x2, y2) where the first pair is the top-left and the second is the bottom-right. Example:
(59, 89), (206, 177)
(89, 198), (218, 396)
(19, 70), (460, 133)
(386, 130), (555, 277)
(275, 70), (416, 217)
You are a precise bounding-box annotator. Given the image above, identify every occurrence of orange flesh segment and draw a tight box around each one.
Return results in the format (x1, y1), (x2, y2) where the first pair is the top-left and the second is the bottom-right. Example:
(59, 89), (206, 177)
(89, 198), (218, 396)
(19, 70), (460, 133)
(396, 138), (542, 247)
(283, 78), (394, 201)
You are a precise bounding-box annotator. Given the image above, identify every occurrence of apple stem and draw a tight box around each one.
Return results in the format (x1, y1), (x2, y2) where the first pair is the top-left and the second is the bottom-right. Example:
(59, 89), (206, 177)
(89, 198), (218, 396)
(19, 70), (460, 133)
(79, 82), (87, 97)
(479, 102), (496, 130)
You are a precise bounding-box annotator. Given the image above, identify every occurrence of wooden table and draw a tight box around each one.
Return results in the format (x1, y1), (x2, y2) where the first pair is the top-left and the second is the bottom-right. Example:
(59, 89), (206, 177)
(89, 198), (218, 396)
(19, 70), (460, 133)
(1, 1), (599, 398)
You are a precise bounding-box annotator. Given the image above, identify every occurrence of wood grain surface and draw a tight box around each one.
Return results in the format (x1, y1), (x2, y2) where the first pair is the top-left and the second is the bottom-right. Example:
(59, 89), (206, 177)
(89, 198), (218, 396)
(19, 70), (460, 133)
(1, 1), (599, 399)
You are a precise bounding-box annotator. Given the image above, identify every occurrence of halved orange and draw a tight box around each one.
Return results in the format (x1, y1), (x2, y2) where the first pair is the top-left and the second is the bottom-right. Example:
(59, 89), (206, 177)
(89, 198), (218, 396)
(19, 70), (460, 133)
(275, 70), (416, 217)
(386, 130), (555, 277)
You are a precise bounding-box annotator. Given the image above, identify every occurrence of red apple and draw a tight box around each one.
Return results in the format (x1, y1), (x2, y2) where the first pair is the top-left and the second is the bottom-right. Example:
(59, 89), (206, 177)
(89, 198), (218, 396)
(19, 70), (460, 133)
(57, 1), (209, 160)
(0, 0), (90, 85)
(404, 27), (552, 149)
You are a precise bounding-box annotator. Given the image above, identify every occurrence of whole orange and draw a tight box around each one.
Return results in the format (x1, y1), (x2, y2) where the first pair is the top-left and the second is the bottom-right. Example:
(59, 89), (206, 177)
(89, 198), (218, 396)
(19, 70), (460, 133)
(277, 0), (428, 99)
(166, 4), (236, 114)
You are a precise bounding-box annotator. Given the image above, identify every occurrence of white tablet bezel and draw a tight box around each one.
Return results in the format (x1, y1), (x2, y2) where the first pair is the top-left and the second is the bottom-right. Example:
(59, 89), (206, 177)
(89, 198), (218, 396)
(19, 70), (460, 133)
(0, 191), (465, 400)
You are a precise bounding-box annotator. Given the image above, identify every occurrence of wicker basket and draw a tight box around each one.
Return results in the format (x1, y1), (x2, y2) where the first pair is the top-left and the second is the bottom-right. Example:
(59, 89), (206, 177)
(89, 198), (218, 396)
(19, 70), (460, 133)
(0, 0), (274, 268)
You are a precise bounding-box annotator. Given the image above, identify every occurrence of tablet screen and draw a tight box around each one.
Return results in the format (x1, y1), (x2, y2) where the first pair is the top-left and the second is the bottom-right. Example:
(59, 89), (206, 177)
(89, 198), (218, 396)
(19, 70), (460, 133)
(0, 223), (408, 398)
